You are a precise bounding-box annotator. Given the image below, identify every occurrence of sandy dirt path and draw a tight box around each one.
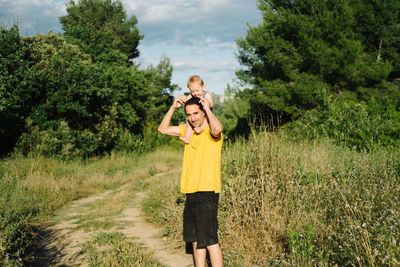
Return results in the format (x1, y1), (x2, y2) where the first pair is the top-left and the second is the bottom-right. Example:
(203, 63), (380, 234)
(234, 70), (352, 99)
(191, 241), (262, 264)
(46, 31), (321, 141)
(32, 184), (193, 266)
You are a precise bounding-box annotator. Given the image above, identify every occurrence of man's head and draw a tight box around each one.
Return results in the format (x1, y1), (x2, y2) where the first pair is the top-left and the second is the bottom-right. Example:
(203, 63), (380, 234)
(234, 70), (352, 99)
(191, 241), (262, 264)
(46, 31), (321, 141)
(184, 97), (206, 128)
(187, 75), (205, 98)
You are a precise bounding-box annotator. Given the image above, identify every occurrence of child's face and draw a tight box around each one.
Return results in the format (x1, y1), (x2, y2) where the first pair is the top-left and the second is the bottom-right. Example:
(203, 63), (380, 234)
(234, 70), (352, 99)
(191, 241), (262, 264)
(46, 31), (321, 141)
(188, 82), (205, 98)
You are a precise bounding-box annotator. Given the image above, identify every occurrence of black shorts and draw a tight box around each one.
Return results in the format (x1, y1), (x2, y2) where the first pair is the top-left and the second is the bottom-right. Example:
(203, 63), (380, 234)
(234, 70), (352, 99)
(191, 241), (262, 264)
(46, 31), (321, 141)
(183, 191), (219, 249)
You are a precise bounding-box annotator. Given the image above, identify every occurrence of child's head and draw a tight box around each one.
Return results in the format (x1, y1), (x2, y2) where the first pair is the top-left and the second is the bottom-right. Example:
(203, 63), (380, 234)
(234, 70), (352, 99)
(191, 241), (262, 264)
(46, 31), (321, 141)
(187, 75), (205, 98)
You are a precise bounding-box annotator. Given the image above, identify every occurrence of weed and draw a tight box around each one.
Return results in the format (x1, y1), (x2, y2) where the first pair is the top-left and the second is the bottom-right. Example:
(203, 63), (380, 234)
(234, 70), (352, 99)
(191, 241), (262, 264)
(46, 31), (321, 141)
(287, 224), (315, 265)
(81, 232), (167, 267)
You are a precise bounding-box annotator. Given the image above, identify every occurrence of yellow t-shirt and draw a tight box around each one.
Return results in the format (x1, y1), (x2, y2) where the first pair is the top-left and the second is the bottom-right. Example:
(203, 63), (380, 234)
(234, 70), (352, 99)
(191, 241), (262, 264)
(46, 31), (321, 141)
(179, 124), (223, 194)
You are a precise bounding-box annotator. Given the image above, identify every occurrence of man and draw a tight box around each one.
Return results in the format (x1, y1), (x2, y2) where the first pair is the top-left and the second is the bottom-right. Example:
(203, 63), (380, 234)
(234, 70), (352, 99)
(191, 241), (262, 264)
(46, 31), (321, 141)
(158, 95), (223, 267)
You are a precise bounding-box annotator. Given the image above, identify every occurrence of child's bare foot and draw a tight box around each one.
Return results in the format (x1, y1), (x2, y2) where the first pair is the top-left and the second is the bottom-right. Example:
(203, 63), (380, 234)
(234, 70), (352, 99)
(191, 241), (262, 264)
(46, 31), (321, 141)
(194, 127), (202, 134)
(194, 123), (207, 133)
(179, 136), (190, 144)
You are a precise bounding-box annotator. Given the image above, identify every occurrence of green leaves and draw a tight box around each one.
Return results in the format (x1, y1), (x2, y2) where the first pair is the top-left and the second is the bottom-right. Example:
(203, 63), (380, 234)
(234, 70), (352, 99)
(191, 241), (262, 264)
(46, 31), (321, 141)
(60, 0), (143, 64)
(1, 17), (177, 158)
(236, 0), (400, 137)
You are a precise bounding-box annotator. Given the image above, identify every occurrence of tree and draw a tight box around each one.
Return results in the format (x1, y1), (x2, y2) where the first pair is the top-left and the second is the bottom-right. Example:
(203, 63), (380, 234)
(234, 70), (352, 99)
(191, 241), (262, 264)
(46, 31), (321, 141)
(59, 0), (143, 64)
(236, 0), (398, 122)
(0, 25), (35, 155)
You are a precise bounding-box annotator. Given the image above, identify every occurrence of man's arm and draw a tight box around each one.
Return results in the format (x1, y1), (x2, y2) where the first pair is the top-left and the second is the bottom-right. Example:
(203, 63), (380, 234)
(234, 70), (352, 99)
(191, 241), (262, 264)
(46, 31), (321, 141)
(200, 99), (223, 137)
(158, 96), (186, 136)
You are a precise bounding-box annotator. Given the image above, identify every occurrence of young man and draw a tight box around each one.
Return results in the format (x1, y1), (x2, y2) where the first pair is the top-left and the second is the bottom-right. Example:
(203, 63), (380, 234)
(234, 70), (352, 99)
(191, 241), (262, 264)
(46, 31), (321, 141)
(158, 95), (224, 267)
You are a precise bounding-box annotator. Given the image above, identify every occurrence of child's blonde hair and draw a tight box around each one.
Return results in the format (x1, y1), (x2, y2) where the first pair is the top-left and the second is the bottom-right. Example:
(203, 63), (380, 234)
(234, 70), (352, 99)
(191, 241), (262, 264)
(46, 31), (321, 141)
(187, 75), (204, 88)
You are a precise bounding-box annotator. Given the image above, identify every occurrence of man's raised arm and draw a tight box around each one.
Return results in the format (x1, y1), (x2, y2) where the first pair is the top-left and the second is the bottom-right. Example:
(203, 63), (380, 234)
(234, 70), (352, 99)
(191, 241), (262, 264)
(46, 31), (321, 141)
(158, 96), (186, 136)
(200, 99), (223, 137)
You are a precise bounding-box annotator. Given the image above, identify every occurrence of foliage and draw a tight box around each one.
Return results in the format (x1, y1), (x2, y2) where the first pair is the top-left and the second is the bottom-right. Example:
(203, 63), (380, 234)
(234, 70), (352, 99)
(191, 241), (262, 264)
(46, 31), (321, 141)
(236, 0), (399, 123)
(213, 89), (251, 139)
(59, 0), (143, 64)
(0, 22), (177, 157)
(284, 85), (400, 150)
(0, 25), (35, 155)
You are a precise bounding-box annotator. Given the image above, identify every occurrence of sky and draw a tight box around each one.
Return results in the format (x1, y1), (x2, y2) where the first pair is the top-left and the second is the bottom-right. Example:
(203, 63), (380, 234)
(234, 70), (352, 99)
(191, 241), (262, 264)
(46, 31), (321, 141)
(0, 0), (262, 95)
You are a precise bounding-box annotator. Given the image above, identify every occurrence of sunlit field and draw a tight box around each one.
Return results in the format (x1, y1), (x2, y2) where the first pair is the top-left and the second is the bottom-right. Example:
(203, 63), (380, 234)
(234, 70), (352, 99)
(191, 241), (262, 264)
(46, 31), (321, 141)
(145, 130), (400, 266)
(0, 149), (182, 265)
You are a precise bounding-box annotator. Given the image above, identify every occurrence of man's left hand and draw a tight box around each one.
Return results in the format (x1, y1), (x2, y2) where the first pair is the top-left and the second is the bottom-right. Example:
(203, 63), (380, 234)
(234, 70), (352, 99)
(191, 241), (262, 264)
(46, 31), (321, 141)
(200, 98), (211, 111)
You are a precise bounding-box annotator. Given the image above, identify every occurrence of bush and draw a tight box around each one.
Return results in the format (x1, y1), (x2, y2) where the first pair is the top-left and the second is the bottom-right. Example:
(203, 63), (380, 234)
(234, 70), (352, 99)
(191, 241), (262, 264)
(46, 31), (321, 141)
(14, 118), (101, 159)
(284, 90), (400, 150)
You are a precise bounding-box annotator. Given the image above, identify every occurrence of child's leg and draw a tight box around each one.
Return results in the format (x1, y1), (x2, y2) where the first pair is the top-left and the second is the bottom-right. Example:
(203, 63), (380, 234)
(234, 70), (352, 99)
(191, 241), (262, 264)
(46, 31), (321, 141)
(179, 121), (193, 144)
(194, 119), (208, 134)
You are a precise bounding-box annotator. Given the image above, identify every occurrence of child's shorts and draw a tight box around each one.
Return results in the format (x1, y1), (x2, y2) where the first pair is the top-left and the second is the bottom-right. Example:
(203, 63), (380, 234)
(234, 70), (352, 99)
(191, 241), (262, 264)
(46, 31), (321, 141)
(183, 191), (219, 249)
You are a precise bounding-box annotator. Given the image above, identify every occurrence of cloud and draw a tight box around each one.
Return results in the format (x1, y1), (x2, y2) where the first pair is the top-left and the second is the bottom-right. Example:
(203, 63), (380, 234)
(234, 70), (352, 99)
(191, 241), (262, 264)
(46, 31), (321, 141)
(123, 0), (260, 47)
(0, 0), (261, 94)
(172, 58), (239, 73)
(0, 0), (66, 35)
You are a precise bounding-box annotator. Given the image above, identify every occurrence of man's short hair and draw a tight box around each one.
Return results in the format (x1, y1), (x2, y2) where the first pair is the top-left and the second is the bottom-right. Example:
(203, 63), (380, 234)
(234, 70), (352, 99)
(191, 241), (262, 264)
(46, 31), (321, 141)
(185, 97), (203, 111)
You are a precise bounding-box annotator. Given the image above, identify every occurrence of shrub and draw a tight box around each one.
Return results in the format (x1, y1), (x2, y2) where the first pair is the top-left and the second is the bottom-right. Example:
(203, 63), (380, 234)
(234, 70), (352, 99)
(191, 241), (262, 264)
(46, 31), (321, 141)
(284, 90), (400, 150)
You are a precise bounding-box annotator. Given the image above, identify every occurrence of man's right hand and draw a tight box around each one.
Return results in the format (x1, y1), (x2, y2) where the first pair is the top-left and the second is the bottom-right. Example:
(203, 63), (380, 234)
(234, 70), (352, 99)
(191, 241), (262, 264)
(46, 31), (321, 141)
(172, 95), (187, 109)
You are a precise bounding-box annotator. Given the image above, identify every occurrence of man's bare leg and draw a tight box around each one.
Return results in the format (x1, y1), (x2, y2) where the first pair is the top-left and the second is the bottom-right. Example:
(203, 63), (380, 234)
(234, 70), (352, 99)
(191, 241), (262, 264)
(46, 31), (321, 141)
(193, 242), (207, 267)
(207, 243), (223, 267)
(193, 242), (223, 267)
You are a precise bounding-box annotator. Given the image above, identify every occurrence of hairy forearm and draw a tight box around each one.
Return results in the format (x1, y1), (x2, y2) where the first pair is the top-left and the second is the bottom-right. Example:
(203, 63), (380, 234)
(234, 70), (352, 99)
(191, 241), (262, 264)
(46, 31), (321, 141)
(158, 106), (176, 134)
(204, 108), (223, 136)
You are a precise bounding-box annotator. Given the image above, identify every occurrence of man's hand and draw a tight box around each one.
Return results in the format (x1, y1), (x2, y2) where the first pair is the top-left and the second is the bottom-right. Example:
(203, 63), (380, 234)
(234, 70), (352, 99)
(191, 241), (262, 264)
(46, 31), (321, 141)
(199, 98), (211, 111)
(199, 98), (223, 137)
(173, 95), (187, 110)
(158, 96), (185, 136)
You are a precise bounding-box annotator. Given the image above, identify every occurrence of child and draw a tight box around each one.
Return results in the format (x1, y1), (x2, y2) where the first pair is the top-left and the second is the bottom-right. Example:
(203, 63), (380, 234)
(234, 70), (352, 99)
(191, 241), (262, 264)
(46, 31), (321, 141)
(179, 75), (214, 144)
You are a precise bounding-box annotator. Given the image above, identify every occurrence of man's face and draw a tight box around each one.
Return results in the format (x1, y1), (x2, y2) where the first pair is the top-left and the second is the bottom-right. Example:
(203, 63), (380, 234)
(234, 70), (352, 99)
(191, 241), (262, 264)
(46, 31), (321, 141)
(185, 104), (205, 128)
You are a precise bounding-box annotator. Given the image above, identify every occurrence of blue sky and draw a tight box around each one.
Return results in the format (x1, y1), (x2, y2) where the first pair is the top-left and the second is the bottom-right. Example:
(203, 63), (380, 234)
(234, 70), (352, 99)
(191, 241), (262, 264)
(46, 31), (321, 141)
(0, 0), (262, 95)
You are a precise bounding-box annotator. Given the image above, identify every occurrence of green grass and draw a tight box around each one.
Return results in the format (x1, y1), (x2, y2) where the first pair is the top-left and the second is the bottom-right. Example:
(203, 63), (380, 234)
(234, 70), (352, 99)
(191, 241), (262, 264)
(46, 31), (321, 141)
(142, 130), (400, 266)
(81, 232), (167, 267)
(2, 131), (399, 266)
(141, 169), (185, 246)
(0, 148), (182, 266)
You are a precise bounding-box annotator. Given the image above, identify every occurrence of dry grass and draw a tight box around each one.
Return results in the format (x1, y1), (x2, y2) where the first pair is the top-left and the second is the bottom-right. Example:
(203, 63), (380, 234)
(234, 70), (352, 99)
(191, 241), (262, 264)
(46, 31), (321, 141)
(220, 130), (400, 266)
(0, 148), (183, 265)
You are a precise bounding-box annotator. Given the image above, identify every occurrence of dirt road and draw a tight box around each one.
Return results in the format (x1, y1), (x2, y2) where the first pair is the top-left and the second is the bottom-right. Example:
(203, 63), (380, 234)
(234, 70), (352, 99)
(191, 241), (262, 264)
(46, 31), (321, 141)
(32, 180), (193, 266)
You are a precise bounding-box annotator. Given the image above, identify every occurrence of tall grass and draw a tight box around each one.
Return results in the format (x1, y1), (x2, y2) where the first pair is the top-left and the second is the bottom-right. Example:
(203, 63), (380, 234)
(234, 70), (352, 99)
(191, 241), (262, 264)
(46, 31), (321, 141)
(2, 130), (399, 266)
(221, 130), (400, 266)
(143, 130), (399, 266)
(0, 148), (182, 265)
